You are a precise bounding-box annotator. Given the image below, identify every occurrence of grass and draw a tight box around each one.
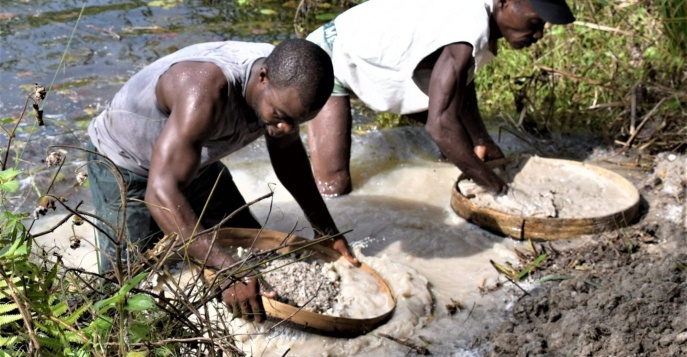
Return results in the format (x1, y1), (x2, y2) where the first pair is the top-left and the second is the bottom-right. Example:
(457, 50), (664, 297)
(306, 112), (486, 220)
(301, 0), (687, 155)
(1, 0), (685, 354)
(475, 0), (686, 153)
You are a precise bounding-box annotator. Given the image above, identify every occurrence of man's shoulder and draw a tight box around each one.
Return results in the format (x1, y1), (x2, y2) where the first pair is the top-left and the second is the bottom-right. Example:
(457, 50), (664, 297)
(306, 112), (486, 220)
(333, 0), (492, 40)
(175, 41), (274, 57)
(338, 0), (491, 18)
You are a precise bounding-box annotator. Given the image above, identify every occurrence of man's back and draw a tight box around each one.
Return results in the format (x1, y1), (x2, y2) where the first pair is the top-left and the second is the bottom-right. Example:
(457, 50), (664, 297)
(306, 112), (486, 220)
(329, 0), (495, 114)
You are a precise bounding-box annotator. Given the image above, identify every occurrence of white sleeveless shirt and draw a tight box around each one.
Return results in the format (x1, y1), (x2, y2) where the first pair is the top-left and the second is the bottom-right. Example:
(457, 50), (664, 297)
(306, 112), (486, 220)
(87, 41), (273, 177)
(330, 0), (495, 114)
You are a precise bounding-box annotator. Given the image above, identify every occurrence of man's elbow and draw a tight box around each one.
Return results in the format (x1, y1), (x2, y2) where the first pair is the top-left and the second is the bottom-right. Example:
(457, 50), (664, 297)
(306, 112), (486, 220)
(144, 176), (173, 205)
(144, 186), (162, 206)
(424, 121), (450, 147)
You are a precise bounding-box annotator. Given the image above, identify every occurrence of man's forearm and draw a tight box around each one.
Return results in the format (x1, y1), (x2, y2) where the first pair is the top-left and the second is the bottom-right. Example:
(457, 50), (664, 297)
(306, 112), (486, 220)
(145, 187), (236, 270)
(269, 138), (339, 235)
(427, 109), (506, 194)
(458, 81), (495, 146)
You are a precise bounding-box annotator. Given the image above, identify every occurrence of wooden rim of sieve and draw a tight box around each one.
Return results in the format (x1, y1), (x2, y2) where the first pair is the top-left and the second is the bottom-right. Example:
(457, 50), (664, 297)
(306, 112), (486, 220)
(202, 228), (396, 337)
(451, 155), (641, 240)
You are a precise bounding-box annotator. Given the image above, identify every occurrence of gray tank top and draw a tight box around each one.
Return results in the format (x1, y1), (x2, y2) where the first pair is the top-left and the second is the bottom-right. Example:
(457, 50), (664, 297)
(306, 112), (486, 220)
(87, 41), (274, 177)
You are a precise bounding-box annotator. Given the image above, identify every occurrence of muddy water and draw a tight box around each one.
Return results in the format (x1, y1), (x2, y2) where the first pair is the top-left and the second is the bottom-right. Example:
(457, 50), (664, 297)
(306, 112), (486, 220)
(32, 126), (535, 356)
(3, 2), (617, 355)
(219, 127), (532, 356)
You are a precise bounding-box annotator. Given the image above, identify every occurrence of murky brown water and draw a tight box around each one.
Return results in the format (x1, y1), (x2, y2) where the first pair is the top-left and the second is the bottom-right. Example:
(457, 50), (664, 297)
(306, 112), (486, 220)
(3, 2), (619, 356)
(35, 126), (532, 356)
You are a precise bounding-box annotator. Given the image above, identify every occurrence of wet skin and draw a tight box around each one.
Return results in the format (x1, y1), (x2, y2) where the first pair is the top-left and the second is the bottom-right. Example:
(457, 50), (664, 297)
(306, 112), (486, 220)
(149, 59), (358, 323)
(306, 0), (551, 196)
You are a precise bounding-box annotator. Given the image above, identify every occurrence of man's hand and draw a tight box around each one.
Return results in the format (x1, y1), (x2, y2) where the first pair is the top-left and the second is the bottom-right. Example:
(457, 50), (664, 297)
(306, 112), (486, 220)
(221, 277), (276, 323)
(474, 142), (505, 162)
(474, 143), (509, 195)
(324, 237), (360, 266)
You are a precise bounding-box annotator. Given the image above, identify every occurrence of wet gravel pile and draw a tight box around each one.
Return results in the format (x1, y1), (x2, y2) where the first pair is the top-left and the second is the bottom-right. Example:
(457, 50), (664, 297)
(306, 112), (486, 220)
(261, 254), (341, 314)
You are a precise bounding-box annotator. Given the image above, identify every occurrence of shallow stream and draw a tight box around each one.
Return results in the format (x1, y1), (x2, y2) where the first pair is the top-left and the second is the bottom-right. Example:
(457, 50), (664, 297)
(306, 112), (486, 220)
(34, 126), (532, 356)
(2, 2), (629, 356)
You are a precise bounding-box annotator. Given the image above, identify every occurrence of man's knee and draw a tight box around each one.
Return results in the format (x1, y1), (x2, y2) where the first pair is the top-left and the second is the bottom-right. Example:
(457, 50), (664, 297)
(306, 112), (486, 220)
(315, 170), (352, 197)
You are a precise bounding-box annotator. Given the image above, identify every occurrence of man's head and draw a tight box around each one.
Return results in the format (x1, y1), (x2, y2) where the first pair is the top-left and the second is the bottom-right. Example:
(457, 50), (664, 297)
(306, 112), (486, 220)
(252, 39), (334, 138)
(493, 0), (574, 49)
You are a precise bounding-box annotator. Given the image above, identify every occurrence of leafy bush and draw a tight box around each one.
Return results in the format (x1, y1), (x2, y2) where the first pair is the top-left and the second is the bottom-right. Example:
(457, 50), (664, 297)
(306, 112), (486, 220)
(300, 0), (686, 154)
(476, 0), (686, 153)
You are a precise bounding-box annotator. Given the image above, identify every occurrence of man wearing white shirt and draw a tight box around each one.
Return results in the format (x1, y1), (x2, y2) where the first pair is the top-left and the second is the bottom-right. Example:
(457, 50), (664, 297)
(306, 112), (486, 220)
(306, 0), (575, 196)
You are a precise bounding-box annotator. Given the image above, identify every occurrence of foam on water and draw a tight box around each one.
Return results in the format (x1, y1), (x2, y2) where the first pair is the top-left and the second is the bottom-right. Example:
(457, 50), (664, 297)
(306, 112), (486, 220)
(31, 126), (533, 356)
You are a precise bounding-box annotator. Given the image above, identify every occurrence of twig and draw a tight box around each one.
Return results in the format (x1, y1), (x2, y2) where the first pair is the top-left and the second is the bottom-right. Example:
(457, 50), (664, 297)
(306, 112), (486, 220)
(376, 333), (430, 355)
(572, 20), (634, 36)
(1, 93), (32, 170)
(48, 315), (90, 345)
(50, 144), (129, 282)
(64, 267), (203, 335)
(503, 274), (530, 297)
(42, 3), (86, 106)
(28, 200), (80, 235)
(535, 65), (614, 89)
(586, 101), (625, 110)
(42, 151), (67, 196)
(193, 191), (275, 238)
(292, 0), (308, 38)
(618, 97), (667, 150)
(105, 336), (221, 347)
(31, 201), (119, 245)
(497, 125), (547, 155)
(463, 301), (476, 322)
(630, 86), (637, 135)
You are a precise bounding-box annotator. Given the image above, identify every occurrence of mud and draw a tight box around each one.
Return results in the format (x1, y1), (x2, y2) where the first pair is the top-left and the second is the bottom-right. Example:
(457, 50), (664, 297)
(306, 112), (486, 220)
(480, 152), (687, 356)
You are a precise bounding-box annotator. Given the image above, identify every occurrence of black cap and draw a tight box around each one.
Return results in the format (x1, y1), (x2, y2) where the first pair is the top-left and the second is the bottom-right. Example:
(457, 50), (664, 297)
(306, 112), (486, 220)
(529, 0), (575, 24)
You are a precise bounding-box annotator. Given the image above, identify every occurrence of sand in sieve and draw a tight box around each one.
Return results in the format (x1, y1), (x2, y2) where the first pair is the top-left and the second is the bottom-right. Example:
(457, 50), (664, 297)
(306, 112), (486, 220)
(458, 156), (636, 218)
(242, 249), (392, 319)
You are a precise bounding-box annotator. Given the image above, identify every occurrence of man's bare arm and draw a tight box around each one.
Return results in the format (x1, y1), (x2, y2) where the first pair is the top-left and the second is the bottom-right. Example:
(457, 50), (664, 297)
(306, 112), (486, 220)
(265, 130), (358, 265)
(147, 61), (235, 269)
(425, 43), (507, 194)
(460, 81), (506, 162)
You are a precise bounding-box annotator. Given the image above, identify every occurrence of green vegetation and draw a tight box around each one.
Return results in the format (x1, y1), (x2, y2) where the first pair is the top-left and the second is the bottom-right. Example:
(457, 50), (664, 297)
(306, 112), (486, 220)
(477, 0), (686, 153)
(0, 0), (684, 355)
(301, 0), (686, 154)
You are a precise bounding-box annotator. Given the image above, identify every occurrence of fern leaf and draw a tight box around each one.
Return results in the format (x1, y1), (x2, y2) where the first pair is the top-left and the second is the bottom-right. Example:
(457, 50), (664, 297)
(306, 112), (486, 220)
(32, 320), (54, 336)
(50, 300), (68, 317)
(63, 330), (88, 344)
(0, 314), (22, 327)
(0, 335), (22, 347)
(0, 303), (17, 315)
(63, 302), (91, 325)
(34, 320), (71, 340)
(74, 348), (93, 357)
(34, 335), (65, 351)
(34, 320), (88, 348)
